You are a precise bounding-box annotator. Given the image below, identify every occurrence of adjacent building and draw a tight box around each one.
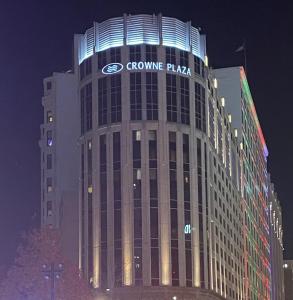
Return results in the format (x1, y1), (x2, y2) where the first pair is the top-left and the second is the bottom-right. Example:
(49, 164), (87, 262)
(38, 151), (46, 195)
(268, 179), (284, 300)
(283, 260), (293, 300)
(40, 14), (284, 300)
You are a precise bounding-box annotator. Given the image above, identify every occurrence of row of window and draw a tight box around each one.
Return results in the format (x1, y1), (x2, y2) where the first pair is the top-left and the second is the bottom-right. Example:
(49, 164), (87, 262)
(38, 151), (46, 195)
(80, 74), (206, 134)
(79, 45), (205, 80)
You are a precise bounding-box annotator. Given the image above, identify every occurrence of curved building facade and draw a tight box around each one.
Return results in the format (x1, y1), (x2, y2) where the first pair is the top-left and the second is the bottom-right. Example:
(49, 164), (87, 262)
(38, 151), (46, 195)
(75, 14), (243, 299)
(40, 13), (281, 300)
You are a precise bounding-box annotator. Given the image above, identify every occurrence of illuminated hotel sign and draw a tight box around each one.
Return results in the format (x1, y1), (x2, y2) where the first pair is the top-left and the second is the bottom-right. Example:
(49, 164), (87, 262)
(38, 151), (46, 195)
(102, 62), (192, 76)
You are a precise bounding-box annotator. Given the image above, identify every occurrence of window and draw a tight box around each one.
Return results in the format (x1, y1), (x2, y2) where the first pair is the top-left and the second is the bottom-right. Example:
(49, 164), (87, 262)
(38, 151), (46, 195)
(98, 51), (107, 70)
(46, 81), (52, 90)
(130, 73), (142, 120)
(80, 83), (92, 133)
(166, 74), (177, 122)
(47, 177), (52, 192)
(146, 45), (157, 61)
(146, 73), (158, 120)
(47, 201), (52, 216)
(195, 82), (206, 132)
(129, 45), (141, 62)
(80, 57), (92, 80)
(180, 77), (190, 124)
(166, 47), (176, 65)
(47, 111), (53, 123)
(180, 50), (189, 67)
(194, 56), (204, 77)
(47, 130), (53, 146)
(110, 47), (121, 63)
(47, 154), (52, 169)
(98, 77), (108, 126)
(111, 75), (121, 123)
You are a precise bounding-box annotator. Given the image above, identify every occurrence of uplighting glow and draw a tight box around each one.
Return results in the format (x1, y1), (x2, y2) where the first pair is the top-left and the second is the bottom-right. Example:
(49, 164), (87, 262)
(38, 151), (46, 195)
(240, 67), (268, 158)
(78, 15), (205, 64)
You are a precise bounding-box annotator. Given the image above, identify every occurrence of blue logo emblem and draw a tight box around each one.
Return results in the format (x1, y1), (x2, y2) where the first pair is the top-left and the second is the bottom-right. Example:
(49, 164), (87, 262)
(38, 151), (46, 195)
(102, 63), (123, 75)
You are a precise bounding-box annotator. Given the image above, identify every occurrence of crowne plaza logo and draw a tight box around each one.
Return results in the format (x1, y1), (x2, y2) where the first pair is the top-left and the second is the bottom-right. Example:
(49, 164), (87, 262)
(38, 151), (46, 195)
(102, 63), (124, 74)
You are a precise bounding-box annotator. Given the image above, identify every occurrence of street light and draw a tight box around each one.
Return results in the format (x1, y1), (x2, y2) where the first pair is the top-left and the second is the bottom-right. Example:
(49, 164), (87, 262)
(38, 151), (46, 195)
(42, 262), (63, 300)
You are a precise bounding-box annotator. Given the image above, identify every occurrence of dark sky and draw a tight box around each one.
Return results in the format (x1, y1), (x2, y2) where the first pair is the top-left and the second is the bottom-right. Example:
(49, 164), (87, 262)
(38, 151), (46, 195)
(0, 0), (292, 267)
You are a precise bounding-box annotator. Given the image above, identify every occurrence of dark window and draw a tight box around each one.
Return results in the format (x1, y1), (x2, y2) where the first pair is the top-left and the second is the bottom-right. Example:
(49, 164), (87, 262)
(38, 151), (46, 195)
(98, 78), (108, 126)
(47, 154), (52, 169)
(146, 72), (158, 120)
(110, 47), (121, 63)
(166, 47), (176, 65)
(80, 83), (92, 133)
(46, 81), (52, 90)
(195, 82), (206, 132)
(98, 51), (107, 70)
(194, 56), (204, 77)
(180, 77), (190, 124)
(111, 75), (121, 123)
(146, 45), (157, 61)
(80, 57), (92, 80)
(180, 50), (189, 67)
(130, 73), (142, 120)
(166, 74), (177, 122)
(81, 144), (85, 273)
(129, 45), (141, 62)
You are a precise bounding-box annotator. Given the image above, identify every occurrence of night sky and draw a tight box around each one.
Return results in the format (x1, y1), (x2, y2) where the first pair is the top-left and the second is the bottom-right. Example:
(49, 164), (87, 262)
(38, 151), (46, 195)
(0, 0), (292, 268)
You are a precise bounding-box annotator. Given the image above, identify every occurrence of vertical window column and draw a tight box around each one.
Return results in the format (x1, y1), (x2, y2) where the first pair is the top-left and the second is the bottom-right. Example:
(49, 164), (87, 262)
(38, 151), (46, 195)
(166, 74), (177, 122)
(98, 78), (108, 126)
(111, 75), (121, 123)
(87, 140), (93, 283)
(169, 132), (179, 286)
(197, 138), (205, 288)
(133, 130), (142, 285)
(81, 83), (92, 134)
(195, 82), (206, 132)
(183, 134), (192, 286)
(81, 144), (85, 273)
(180, 77), (190, 124)
(130, 73), (142, 120)
(146, 73), (158, 120)
(100, 135), (108, 288)
(149, 130), (159, 285)
(113, 132), (122, 286)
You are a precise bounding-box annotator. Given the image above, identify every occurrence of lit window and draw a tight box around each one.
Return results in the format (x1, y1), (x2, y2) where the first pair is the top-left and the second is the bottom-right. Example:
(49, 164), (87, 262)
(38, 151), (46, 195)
(47, 201), (52, 216)
(136, 130), (141, 141)
(47, 130), (53, 146)
(47, 111), (53, 123)
(47, 177), (52, 192)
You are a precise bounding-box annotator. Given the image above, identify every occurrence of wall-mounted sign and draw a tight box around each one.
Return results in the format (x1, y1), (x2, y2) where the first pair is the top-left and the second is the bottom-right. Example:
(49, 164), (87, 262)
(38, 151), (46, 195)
(102, 63), (124, 75)
(184, 224), (191, 234)
(102, 62), (191, 76)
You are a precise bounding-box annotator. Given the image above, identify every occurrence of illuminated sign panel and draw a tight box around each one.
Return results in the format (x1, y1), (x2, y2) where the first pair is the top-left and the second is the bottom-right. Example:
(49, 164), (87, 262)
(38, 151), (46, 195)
(102, 63), (124, 74)
(102, 62), (191, 76)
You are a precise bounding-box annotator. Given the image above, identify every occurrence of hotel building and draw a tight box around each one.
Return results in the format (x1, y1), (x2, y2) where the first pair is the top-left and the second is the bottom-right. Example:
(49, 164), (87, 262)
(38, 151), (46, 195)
(40, 14), (283, 300)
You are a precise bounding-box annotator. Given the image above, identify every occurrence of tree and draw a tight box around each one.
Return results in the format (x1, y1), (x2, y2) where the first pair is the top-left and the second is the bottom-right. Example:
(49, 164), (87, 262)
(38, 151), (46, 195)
(0, 227), (93, 300)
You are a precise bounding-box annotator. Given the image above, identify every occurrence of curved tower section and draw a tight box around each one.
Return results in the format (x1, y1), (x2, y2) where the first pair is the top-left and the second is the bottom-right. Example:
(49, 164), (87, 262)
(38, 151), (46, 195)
(75, 14), (243, 300)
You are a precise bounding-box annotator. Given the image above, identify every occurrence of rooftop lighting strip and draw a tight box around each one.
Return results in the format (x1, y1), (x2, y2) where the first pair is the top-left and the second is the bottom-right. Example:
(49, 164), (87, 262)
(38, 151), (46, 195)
(240, 67), (268, 158)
